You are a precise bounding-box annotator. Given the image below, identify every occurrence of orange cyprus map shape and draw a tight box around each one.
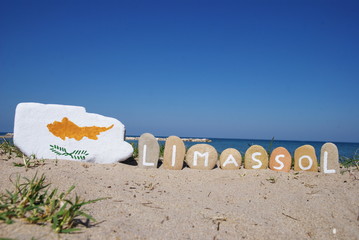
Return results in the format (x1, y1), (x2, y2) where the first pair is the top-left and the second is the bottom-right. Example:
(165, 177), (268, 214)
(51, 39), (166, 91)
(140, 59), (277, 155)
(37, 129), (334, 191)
(47, 117), (114, 141)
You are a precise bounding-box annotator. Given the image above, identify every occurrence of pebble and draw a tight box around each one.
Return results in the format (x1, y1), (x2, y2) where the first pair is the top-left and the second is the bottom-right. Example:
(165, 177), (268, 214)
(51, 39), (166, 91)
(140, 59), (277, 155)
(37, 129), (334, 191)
(294, 145), (318, 172)
(219, 148), (242, 170)
(244, 145), (268, 169)
(138, 133), (160, 168)
(162, 136), (186, 170)
(320, 143), (339, 174)
(185, 144), (218, 170)
(269, 147), (292, 172)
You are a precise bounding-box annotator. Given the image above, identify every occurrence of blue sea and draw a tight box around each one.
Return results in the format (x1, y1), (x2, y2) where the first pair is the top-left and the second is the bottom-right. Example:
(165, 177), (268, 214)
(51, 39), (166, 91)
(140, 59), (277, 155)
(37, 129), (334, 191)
(2, 132), (358, 160)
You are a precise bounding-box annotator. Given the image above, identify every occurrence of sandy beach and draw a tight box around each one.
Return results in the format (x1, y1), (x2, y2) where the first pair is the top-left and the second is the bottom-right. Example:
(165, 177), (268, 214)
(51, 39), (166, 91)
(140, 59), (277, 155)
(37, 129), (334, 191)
(0, 154), (358, 240)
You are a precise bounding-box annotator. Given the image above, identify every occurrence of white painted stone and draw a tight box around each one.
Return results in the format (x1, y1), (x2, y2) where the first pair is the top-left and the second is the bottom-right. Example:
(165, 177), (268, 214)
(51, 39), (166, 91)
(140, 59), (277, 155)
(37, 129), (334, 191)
(14, 102), (133, 164)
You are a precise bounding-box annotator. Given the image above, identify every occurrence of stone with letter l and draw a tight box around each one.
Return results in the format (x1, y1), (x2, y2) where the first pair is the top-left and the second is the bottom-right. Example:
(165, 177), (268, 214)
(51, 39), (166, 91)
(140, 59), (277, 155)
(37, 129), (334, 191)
(138, 133), (159, 168)
(320, 142), (339, 174)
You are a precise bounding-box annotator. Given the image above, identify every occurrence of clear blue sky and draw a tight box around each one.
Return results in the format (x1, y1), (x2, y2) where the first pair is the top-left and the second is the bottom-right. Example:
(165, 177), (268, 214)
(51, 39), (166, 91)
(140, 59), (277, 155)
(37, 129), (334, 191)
(1, 0), (358, 142)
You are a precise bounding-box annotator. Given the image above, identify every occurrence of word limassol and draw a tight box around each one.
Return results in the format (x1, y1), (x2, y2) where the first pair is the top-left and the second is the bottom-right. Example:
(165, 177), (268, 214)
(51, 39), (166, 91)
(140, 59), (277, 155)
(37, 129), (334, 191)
(137, 133), (340, 174)
(12, 102), (340, 171)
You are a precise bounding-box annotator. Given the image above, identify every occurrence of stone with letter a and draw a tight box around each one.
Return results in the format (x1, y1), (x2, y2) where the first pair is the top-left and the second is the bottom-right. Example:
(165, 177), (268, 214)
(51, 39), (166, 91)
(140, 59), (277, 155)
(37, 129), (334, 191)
(220, 148), (242, 170)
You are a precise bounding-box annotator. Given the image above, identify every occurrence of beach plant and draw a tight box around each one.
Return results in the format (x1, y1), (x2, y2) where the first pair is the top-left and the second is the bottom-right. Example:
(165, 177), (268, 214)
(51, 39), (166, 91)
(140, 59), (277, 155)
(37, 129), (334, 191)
(0, 139), (44, 169)
(0, 173), (105, 233)
(12, 154), (45, 169)
(0, 138), (24, 159)
(131, 143), (139, 158)
(340, 149), (359, 170)
(159, 143), (165, 158)
(266, 137), (275, 156)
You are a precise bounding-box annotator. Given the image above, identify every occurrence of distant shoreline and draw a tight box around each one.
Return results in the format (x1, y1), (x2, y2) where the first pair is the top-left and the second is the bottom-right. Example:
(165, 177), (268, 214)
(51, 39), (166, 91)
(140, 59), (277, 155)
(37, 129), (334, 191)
(0, 134), (212, 143)
(0, 133), (13, 138)
(126, 136), (211, 142)
(1, 132), (357, 144)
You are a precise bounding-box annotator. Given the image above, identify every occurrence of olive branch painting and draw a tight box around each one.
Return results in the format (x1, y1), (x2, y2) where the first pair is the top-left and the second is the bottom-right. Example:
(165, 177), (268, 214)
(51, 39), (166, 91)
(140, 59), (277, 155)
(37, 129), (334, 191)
(49, 144), (89, 160)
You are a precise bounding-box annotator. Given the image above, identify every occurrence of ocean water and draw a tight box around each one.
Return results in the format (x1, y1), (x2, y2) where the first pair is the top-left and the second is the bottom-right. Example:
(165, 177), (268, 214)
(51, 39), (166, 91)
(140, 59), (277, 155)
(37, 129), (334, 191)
(206, 138), (358, 159)
(2, 132), (358, 160)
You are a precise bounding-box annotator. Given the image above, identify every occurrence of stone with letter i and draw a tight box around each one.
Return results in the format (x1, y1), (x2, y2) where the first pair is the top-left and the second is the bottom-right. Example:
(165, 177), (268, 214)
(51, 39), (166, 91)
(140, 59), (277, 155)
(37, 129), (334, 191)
(294, 145), (318, 172)
(138, 133), (159, 168)
(163, 136), (186, 170)
(244, 145), (268, 169)
(269, 147), (292, 172)
(320, 143), (339, 174)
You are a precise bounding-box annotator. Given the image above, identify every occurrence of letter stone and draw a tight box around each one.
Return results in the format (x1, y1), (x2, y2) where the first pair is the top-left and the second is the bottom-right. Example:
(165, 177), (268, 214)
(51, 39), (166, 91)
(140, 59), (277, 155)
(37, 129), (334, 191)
(269, 147), (291, 172)
(138, 133), (159, 168)
(244, 145), (268, 169)
(185, 144), (218, 170)
(294, 145), (318, 172)
(163, 136), (186, 170)
(320, 143), (339, 174)
(220, 148), (242, 170)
